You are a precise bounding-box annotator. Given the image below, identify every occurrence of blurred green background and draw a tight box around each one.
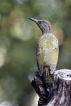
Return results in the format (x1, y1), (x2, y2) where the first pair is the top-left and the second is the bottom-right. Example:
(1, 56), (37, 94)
(0, 0), (71, 106)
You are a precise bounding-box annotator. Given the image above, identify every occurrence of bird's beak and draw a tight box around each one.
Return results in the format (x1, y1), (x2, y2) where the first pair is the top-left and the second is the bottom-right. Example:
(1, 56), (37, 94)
(29, 18), (38, 23)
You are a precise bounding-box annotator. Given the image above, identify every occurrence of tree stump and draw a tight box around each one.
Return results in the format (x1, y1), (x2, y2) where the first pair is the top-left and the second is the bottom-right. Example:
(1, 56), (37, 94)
(31, 69), (71, 106)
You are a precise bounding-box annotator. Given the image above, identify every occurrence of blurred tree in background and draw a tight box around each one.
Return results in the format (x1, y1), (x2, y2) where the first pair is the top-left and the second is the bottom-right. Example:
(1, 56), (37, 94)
(0, 0), (71, 106)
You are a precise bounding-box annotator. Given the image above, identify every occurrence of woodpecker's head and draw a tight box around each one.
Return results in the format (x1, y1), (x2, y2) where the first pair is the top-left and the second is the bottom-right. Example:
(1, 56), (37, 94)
(29, 18), (51, 34)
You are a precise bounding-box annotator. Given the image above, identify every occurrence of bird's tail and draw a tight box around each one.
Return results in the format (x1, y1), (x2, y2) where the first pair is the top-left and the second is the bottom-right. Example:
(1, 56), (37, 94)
(43, 66), (52, 82)
(42, 68), (54, 97)
(43, 66), (50, 72)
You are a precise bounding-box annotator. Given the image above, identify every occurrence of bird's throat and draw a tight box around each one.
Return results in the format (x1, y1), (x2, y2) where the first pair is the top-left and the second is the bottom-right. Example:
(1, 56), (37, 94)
(42, 29), (51, 35)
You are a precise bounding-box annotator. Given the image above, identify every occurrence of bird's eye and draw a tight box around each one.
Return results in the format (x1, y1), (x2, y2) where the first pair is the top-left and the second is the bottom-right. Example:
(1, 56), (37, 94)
(39, 21), (42, 24)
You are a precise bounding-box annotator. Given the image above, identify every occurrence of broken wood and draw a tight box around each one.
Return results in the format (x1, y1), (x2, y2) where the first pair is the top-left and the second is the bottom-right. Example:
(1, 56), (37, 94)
(31, 69), (71, 106)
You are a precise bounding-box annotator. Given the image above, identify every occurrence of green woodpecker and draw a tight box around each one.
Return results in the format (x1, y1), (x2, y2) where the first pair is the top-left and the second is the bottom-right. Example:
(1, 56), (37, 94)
(29, 18), (59, 77)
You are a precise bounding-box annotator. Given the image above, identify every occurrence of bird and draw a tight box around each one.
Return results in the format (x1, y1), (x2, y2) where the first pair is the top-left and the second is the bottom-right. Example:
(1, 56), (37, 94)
(29, 18), (59, 94)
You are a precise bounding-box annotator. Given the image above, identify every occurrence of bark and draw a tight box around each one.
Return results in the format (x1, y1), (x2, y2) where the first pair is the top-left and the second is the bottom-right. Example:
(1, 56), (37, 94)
(31, 69), (71, 106)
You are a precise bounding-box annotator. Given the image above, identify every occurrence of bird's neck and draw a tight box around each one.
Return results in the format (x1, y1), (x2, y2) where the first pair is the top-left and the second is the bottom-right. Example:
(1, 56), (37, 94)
(42, 28), (51, 35)
(42, 30), (51, 35)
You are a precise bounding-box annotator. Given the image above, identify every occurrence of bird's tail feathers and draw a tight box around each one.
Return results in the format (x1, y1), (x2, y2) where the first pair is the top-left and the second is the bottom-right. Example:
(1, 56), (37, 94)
(43, 66), (50, 72)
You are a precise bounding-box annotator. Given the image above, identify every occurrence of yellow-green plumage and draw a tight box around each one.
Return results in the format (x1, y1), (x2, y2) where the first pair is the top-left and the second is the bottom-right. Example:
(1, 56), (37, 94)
(37, 33), (58, 73)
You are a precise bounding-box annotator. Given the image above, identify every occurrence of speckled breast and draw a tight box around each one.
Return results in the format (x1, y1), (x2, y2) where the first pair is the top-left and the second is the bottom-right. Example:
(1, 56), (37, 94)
(37, 33), (59, 66)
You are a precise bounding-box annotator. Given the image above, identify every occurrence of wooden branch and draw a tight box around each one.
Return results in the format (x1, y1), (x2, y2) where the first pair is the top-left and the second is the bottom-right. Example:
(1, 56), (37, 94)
(31, 69), (71, 106)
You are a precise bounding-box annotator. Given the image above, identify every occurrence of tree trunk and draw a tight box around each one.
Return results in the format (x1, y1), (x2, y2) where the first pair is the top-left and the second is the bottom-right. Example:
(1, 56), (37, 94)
(31, 69), (71, 106)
